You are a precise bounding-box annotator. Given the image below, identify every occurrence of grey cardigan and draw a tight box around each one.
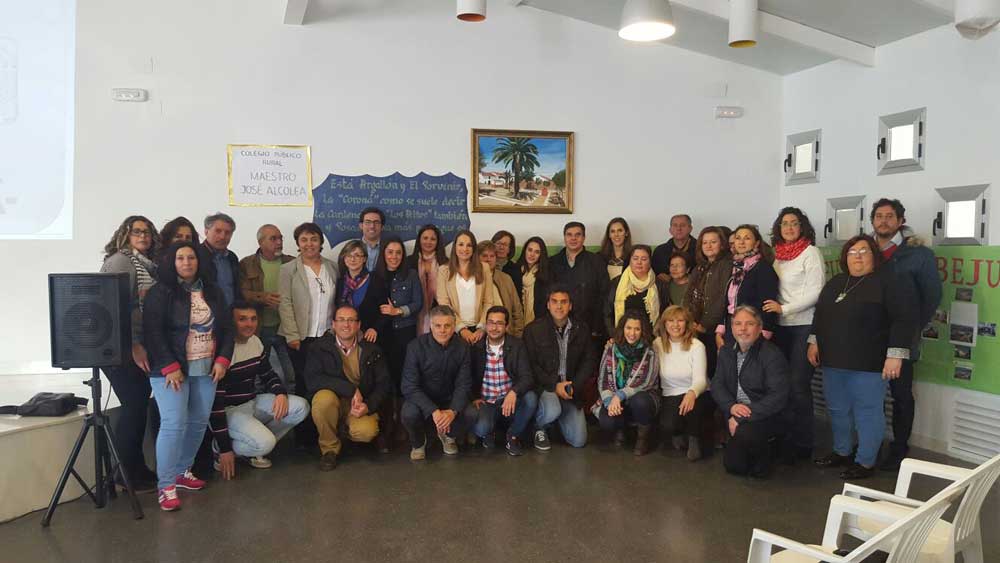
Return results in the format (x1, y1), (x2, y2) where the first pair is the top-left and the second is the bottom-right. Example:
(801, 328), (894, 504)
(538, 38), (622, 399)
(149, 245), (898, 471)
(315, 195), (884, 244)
(100, 251), (151, 344)
(278, 255), (339, 343)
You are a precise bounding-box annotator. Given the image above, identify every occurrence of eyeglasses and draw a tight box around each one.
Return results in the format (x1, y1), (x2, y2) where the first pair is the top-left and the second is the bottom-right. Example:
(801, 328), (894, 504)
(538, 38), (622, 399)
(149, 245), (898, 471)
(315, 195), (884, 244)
(335, 317), (360, 323)
(847, 248), (871, 257)
(485, 320), (507, 327)
(314, 277), (326, 293)
(130, 229), (151, 237)
(362, 220), (382, 227)
(345, 253), (366, 260)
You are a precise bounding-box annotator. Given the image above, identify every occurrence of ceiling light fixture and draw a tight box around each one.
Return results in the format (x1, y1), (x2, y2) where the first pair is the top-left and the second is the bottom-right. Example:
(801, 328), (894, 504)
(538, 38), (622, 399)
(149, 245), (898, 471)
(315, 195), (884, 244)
(619, 0), (676, 42)
(728, 0), (758, 48)
(457, 0), (486, 22)
(955, 0), (1000, 39)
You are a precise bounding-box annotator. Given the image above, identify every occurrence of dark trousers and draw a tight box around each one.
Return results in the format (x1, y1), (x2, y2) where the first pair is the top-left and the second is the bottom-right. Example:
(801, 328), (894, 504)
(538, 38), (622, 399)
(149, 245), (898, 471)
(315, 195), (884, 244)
(379, 326), (417, 441)
(659, 393), (708, 438)
(698, 332), (721, 447)
(888, 359), (915, 455)
(401, 399), (467, 449)
(774, 324), (815, 451)
(724, 416), (781, 477)
(102, 361), (152, 476)
(597, 391), (658, 432)
(289, 337), (320, 447)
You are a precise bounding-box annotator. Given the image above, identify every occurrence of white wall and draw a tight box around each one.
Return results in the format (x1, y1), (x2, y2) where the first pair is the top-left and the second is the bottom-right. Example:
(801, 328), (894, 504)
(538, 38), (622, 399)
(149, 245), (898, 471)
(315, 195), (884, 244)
(0, 0), (782, 373)
(781, 26), (1000, 456)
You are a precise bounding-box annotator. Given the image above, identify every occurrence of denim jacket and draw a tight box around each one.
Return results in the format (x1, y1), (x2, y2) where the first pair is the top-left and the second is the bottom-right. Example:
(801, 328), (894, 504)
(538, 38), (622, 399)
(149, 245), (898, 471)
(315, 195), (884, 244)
(387, 269), (423, 331)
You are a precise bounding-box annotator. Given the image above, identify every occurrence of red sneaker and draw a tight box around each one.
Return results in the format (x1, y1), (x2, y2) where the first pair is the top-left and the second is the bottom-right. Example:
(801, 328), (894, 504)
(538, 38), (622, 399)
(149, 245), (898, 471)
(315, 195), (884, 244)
(175, 470), (206, 491)
(158, 486), (181, 511)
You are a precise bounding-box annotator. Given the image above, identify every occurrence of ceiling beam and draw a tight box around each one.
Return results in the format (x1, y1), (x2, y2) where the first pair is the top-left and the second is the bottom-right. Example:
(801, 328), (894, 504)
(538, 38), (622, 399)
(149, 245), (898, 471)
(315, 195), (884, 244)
(283, 0), (310, 25)
(671, 0), (876, 67)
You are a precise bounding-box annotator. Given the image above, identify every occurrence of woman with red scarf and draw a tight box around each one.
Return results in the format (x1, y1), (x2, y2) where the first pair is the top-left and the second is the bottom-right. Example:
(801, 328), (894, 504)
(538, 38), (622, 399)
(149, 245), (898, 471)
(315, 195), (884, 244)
(762, 207), (825, 461)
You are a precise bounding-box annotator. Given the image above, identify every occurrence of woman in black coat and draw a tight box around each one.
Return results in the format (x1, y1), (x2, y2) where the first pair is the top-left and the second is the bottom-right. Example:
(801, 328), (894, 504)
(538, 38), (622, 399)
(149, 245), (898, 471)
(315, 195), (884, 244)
(334, 240), (389, 343)
(515, 236), (552, 326)
(143, 242), (233, 510)
(604, 245), (670, 337)
(715, 224), (779, 349)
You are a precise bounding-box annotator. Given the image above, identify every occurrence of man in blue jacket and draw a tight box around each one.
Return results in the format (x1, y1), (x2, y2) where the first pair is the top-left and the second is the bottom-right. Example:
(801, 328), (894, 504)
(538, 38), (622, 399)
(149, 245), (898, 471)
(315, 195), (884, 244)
(871, 198), (943, 471)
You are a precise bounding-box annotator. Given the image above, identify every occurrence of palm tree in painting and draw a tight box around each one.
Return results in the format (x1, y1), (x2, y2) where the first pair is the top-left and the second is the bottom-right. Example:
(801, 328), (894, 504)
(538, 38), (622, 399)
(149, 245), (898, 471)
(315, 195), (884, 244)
(492, 137), (540, 199)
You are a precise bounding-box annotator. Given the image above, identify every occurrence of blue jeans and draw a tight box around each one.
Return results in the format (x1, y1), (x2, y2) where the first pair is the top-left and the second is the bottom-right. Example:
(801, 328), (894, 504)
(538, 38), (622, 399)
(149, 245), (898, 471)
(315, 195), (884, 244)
(151, 376), (217, 489)
(463, 391), (538, 440)
(259, 327), (295, 388)
(822, 367), (887, 467)
(225, 394), (310, 457)
(535, 390), (587, 447)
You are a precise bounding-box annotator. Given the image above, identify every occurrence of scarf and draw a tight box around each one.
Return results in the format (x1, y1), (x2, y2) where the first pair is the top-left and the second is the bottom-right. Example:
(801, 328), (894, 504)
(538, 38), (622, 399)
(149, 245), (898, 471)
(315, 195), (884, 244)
(122, 248), (156, 310)
(774, 238), (810, 262)
(522, 266), (537, 325)
(613, 341), (646, 389)
(340, 269), (370, 307)
(613, 267), (661, 327)
(727, 251), (760, 314)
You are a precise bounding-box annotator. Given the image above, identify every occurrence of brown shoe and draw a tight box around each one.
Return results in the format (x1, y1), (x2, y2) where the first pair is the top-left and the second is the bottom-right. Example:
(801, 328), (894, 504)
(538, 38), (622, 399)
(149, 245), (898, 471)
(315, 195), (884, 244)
(633, 425), (651, 456)
(319, 452), (338, 471)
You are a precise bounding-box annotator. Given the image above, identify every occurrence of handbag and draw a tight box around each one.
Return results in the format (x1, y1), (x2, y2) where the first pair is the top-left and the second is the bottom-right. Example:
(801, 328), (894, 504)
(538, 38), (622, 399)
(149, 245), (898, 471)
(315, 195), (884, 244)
(0, 392), (88, 416)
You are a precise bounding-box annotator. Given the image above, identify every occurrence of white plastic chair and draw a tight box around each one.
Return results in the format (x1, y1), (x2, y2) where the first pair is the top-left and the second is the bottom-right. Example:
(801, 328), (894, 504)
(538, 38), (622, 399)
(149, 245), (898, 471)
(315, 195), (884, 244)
(746, 480), (969, 562)
(835, 454), (1000, 563)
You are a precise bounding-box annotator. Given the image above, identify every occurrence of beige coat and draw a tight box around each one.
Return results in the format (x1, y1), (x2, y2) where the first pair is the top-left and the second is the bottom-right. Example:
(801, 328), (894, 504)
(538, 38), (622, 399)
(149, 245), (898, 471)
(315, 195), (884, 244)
(491, 270), (524, 337)
(278, 255), (339, 343)
(436, 264), (494, 330)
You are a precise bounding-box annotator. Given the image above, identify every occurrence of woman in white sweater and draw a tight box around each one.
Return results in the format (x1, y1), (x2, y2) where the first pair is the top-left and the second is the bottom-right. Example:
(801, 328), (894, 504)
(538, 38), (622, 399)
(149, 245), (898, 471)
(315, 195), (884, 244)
(762, 207), (826, 460)
(653, 305), (708, 461)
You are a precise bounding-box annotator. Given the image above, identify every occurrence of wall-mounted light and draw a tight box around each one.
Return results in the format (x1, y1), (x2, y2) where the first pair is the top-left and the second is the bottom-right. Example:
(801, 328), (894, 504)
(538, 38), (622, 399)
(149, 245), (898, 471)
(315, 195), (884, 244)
(728, 0), (758, 48)
(955, 0), (1000, 39)
(457, 0), (486, 22)
(619, 0), (676, 42)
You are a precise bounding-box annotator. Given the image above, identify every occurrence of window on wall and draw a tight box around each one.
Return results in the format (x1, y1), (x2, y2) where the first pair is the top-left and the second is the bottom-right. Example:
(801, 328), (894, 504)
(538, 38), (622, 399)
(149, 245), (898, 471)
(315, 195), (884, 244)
(824, 195), (866, 243)
(785, 129), (821, 186)
(877, 108), (926, 176)
(934, 184), (989, 246)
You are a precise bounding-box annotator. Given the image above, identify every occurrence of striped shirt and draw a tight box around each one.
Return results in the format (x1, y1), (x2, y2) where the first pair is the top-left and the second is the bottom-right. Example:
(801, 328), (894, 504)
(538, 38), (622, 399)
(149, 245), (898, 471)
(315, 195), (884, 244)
(208, 335), (286, 453)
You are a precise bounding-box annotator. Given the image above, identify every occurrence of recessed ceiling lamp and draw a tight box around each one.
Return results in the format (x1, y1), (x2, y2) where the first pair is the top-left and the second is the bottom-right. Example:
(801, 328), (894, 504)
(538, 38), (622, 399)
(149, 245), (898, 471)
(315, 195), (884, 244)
(457, 0), (486, 22)
(955, 0), (1000, 38)
(619, 0), (676, 42)
(728, 0), (758, 48)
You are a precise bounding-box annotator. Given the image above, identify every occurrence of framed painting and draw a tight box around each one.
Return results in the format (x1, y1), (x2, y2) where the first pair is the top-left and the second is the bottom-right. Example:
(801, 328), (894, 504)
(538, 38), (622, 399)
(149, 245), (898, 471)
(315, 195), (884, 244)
(471, 128), (573, 213)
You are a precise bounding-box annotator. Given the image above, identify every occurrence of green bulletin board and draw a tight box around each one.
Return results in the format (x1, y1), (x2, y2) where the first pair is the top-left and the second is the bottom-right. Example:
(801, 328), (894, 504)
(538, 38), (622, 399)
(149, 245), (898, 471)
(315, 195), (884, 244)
(819, 245), (1000, 395)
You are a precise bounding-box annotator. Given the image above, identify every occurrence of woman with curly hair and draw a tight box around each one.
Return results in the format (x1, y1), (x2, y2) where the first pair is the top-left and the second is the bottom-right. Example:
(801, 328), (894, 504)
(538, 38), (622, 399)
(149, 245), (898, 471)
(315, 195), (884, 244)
(99, 215), (162, 492)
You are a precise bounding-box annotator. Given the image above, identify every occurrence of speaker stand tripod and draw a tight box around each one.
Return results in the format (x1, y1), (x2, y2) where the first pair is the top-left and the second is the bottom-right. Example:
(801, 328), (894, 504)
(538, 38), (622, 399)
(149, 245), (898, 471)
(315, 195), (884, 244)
(41, 367), (144, 526)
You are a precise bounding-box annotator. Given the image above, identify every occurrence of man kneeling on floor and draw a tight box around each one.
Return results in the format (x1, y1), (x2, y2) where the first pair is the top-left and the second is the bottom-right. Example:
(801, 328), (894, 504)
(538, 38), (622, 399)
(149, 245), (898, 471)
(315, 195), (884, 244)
(463, 306), (538, 456)
(304, 304), (391, 471)
(210, 301), (310, 480)
(401, 305), (471, 460)
(710, 305), (789, 479)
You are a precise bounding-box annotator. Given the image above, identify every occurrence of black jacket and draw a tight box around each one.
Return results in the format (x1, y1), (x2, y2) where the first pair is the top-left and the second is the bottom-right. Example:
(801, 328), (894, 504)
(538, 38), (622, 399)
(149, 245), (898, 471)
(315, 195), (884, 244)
(197, 242), (240, 290)
(550, 248), (608, 336)
(652, 236), (698, 276)
(303, 334), (391, 412)
(335, 272), (390, 338)
(143, 280), (234, 377)
(470, 335), (535, 399)
(502, 260), (524, 297)
(522, 315), (596, 406)
(711, 338), (789, 423)
(401, 333), (472, 413)
(727, 260), (780, 335)
(603, 274), (671, 336)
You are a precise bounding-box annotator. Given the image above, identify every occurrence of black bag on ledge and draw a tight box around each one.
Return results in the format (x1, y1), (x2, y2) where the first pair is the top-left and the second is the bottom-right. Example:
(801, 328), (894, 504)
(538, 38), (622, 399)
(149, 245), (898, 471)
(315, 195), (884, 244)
(0, 392), (88, 416)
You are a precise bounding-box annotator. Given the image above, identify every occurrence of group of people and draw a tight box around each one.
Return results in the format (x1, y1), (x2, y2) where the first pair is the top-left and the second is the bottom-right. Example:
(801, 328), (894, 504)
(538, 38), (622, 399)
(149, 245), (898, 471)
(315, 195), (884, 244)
(98, 199), (940, 512)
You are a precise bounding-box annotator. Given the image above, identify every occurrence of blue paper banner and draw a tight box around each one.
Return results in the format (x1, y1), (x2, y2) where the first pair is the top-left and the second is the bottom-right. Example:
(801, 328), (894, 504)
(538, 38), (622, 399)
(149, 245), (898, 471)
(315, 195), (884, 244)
(312, 172), (471, 249)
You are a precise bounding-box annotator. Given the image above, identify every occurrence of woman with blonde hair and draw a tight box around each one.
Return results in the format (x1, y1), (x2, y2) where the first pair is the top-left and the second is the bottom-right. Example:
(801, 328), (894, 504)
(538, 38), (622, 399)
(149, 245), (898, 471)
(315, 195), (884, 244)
(436, 229), (493, 344)
(653, 305), (708, 461)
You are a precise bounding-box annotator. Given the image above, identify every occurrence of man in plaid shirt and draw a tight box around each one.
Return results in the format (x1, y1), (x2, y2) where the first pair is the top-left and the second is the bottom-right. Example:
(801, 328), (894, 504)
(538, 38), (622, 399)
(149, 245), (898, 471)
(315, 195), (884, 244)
(463, 306), (538, 456)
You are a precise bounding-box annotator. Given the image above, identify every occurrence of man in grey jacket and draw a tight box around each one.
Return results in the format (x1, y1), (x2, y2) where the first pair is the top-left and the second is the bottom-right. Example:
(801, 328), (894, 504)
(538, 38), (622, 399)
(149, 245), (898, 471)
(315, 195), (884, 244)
(401, 305), (472, 460)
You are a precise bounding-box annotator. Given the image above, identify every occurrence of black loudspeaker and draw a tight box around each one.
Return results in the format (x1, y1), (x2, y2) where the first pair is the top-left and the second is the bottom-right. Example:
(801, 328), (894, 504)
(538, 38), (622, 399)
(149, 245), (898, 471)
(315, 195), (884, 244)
(48, 272), (131, 368)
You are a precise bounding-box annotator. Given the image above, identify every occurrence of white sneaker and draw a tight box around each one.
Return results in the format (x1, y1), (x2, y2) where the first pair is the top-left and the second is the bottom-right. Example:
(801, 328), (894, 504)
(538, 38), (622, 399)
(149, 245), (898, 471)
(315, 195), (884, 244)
(249, 456), (272, 469)
(410, 439), (427, 461)
(439, 432), (459, 455)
